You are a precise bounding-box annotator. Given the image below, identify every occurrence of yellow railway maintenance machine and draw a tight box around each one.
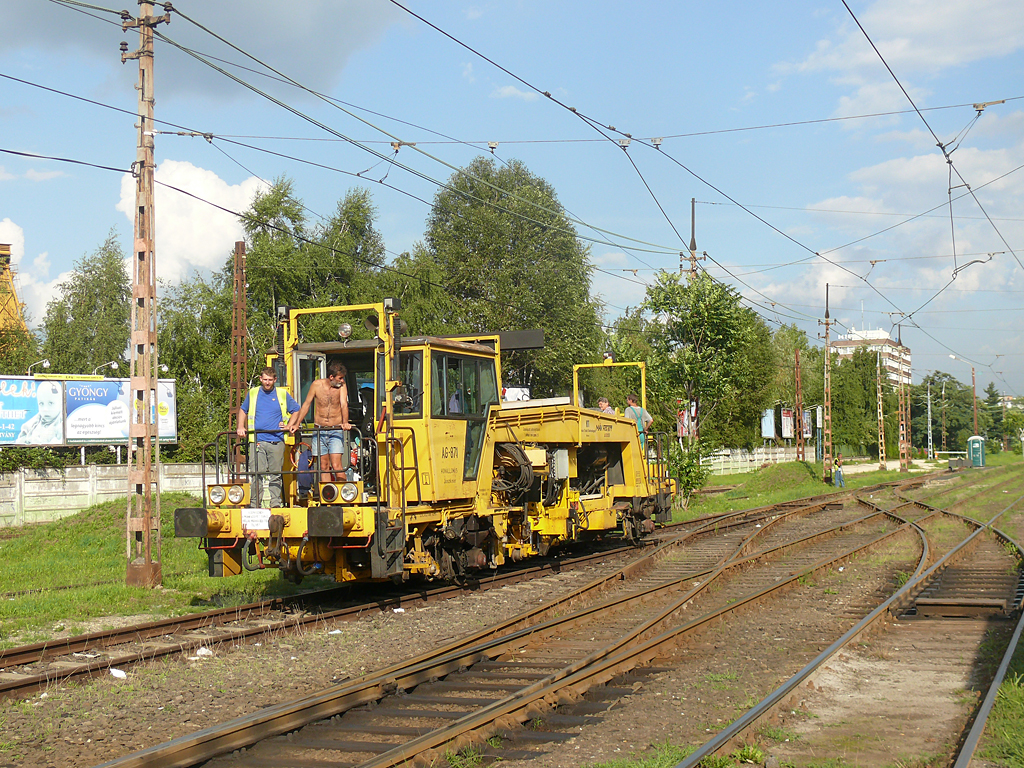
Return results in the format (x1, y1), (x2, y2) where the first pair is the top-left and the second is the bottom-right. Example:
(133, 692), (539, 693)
(175, 300), (676, 583)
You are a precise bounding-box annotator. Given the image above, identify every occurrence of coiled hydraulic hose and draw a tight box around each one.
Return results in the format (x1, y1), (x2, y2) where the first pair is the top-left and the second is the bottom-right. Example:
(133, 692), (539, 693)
(296, 535), (318, 577)
(241, 538), (261, 571)
(492, 443), (534, 496)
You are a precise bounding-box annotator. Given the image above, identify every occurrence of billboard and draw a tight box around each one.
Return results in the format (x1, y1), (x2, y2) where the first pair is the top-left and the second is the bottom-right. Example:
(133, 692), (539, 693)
(781, 408), (794, 439)
(0, 378), (65, 445)
(803, 409), (812, 439)
(64, 379), (177, 445)
(760, 408), (775, 439)
(0, 376), (176, 447)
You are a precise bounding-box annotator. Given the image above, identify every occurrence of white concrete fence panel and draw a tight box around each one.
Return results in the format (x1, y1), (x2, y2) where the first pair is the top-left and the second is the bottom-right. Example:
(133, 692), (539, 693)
(0, 463), (206, 527)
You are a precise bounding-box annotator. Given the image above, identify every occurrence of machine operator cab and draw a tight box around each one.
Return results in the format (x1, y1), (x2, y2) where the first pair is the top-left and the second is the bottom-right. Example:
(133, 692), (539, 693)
(275, 299), (503, 508)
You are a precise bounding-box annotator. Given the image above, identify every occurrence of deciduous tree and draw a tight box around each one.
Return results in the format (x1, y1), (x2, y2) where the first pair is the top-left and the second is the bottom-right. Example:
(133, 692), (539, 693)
(41, 232), (130, 375)
(424, 157), (602, 396)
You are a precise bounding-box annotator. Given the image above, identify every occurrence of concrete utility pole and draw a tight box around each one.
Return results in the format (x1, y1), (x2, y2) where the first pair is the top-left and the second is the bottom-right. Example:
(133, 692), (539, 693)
(898, 380), (909, 472)
(876, 352), (886, 471)
(927, 382), (933, 460)
(818, 285), (834, 484)
(941, 381), (947, 453)
(121, 1), (171, 588)
(795, 349), (804, 461)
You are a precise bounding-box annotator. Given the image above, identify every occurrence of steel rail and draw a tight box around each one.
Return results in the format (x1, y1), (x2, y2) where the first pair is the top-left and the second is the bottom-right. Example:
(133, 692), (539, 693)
(953, 534), (1024, 766)
(92, 500), (895, 768)
(0, 541), (649, 699)
(678, 491), (1024, 766)
(367, 517), (913, 768)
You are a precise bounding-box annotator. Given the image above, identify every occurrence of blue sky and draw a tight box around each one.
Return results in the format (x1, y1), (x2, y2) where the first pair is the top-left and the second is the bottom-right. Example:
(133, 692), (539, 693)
(1, 0), (1022, 397)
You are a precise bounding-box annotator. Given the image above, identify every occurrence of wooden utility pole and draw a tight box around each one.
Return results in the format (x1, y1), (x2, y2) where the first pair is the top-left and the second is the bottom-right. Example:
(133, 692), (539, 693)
(877, 352), (886, 471)
(121, 1), (171, 587)
(794, 349), (805, 461)
(818, 285), (834, 484)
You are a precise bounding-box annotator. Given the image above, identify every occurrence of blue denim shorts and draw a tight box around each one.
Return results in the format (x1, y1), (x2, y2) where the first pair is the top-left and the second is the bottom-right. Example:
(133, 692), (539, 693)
(313, 428), (347, 457)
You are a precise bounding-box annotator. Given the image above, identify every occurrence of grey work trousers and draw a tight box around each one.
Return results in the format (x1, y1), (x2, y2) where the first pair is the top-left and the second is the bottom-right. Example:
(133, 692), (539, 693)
(249, 440), (286, 508)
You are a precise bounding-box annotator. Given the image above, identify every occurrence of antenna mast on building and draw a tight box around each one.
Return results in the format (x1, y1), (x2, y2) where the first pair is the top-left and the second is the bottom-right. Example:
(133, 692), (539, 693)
(121, 1), (171, 587)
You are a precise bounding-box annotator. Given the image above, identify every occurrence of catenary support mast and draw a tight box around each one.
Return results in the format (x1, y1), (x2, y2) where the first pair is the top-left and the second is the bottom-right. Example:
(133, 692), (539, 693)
(818, 285), (834, 484)
(121, 1), (170, 587)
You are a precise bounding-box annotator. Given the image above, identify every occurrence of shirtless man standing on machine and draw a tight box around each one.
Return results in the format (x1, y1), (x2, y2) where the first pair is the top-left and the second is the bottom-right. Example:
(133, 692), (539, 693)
(295, 360), (354, 485)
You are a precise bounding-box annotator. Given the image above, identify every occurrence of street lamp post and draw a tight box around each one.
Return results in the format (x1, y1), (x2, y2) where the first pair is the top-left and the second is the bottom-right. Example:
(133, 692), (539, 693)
(91, 361), (120, 376)
(949, 354), (978, 435)
(27, 359), (50, 376)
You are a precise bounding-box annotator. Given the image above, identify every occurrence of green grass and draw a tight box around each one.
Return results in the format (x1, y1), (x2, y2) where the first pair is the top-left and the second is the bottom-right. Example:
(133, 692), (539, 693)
(678, 461), (918, 521)
(980, 659), (1024, 767)
(585, 742), (697, 768)
(0, 493), (332, 647)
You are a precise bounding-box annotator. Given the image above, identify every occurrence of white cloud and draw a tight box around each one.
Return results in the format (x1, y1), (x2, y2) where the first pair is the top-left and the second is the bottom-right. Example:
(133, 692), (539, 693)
(0, 167), (14, 182)
(0, 218), (65, 325)
(2, 1), (403, 100)
(491, 85), (539, 102)
(461, 62), (475, 83)
(794, 0), (1024, 76)
(833, 81), (928, 121)
(116, 160), (269, 283)
(24, 169), (65, 182)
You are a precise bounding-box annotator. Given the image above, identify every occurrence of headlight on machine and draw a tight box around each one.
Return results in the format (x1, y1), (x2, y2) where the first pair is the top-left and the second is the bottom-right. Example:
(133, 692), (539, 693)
(208, 485), (227, 505)
(340, 482), (359, 503)
(227, 484), (245, 504)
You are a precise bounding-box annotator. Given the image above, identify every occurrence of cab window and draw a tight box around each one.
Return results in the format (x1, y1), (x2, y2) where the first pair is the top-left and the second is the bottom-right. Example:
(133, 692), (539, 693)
(430, 353), (498, 418)
(376, 351), (423, 418)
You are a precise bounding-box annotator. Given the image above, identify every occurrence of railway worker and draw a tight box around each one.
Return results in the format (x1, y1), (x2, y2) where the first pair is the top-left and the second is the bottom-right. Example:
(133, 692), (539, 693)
(237, 367), (301, 508)
(597, 396), (615, 415)
(624, 393), (653, 445)
(294, 360), (353, 486)
(833, 453), (845, 488)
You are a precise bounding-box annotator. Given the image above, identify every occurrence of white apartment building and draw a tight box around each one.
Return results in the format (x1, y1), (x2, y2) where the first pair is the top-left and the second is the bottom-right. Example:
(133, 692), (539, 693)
(831, 327), (911, 386)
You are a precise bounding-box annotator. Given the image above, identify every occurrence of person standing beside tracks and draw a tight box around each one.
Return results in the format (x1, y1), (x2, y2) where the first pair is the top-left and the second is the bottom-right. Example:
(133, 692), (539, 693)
(295, 360), (354, 486)
(237, 367), (301, 508)
(833, 452), (846, 488)
(624, 393), (653, 445)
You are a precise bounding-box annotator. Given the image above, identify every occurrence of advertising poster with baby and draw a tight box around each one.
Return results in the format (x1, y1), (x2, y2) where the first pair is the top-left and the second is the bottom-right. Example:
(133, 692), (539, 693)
(0, 378), (65, 445)
(64, 379), (177, 444)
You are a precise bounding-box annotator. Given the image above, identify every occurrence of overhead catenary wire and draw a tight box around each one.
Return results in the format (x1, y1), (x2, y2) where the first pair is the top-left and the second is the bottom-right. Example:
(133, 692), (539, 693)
(32, 0), (1024, 385)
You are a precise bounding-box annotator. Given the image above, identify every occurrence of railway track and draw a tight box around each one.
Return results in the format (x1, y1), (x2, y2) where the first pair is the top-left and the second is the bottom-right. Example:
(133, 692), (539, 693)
(90, 490), (917, 768)
(0, 542), (648, 701)
(0, 486), (865, 703)
(678, 473), (1024, 767)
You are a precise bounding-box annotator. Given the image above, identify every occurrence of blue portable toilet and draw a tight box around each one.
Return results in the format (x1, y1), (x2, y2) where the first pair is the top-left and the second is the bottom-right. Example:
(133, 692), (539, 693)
(967, 435), (985, 467)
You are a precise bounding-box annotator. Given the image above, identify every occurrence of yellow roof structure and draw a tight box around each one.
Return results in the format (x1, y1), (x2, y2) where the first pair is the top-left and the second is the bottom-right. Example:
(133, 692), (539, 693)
(0, 244), (28, 333)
